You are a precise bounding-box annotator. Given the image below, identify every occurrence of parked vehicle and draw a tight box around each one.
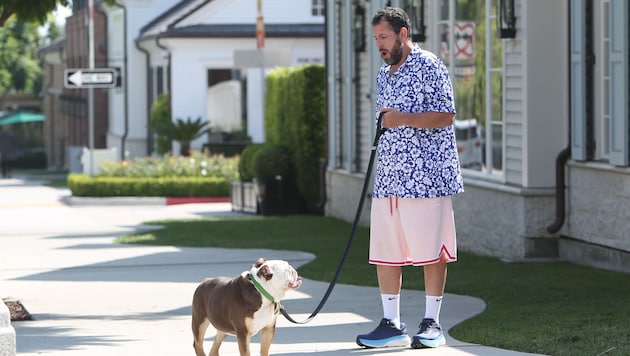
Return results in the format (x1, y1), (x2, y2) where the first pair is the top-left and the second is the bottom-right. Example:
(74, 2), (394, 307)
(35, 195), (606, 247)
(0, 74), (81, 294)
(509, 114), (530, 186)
(454, 118), (482, 170)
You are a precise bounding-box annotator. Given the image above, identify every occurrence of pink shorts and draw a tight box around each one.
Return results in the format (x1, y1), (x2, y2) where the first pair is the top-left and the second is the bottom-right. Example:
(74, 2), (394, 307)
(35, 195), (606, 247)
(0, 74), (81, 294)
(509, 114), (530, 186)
(369, 196), (457, 266)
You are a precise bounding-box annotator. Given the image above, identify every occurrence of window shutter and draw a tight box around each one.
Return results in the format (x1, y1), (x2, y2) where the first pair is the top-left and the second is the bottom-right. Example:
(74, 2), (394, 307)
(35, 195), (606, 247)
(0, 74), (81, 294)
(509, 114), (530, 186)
(608, 0), (629, 165)
(570, 0), (587, 161)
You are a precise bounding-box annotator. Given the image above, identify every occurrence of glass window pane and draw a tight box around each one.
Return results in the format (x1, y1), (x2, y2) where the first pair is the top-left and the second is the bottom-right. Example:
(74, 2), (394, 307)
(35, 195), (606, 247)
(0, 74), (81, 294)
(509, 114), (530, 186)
(491, 70), (503, 121)
(491, 123), (503, 170)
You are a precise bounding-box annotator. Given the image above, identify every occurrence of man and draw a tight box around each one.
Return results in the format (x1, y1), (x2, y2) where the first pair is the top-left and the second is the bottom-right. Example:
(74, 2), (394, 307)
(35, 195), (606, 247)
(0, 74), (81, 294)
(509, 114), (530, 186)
(356, 7), (464, 349)
(0, 124), (18, 178)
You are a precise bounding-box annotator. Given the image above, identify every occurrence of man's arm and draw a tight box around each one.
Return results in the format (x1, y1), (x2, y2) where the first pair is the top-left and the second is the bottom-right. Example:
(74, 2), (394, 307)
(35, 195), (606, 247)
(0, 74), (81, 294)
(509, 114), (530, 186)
(379, 108), (454, 129)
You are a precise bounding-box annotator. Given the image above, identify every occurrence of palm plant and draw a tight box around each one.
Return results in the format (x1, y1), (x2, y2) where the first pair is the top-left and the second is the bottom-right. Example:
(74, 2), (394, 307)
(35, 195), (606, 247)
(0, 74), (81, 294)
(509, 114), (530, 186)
(152, 117), (210, 156)
(167, 117), (210, 156)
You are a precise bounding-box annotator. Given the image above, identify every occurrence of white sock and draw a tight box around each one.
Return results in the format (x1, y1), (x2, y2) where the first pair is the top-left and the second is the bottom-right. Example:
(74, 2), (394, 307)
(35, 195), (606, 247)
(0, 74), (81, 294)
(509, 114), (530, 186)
(381, 294), (401, 328)
(424, 295), (443, 324)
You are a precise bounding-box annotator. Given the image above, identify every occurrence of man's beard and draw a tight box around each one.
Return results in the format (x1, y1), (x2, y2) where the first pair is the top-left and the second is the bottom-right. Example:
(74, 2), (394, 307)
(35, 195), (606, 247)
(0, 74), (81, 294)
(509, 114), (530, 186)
(384, 37), (403, 65)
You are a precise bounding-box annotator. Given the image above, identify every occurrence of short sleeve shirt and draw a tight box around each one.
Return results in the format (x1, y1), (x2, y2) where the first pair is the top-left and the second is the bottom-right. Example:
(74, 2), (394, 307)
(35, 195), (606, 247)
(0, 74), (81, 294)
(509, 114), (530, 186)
(373, 47), (464, 199)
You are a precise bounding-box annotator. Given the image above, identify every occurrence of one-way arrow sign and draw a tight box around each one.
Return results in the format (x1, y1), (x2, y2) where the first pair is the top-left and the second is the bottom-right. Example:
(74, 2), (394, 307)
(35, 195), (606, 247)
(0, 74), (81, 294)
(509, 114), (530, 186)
(64, 68), (119, 88)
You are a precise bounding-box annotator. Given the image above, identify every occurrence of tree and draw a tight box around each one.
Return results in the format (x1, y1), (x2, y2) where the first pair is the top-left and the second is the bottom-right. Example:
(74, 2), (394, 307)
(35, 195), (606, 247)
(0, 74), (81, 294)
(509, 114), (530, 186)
(0, 0), (68, 27)
(149, 93), (172, 155)
(0, 0), (117, 28)
(0, 17), (43, 93)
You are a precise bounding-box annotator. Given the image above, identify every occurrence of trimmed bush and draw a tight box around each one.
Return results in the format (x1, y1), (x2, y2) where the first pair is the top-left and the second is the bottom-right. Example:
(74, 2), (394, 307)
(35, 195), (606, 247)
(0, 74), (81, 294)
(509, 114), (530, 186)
(251, 143), (291, 180)
(68, 174), (230, 197)
(238, 144), (263, 182)
(67, 152), (238, 197)
(264, 64), (325, 213)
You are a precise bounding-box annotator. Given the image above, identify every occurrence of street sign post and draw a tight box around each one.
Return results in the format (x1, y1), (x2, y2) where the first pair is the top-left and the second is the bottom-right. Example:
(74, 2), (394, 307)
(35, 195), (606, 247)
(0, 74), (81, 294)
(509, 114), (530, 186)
(64, 68), (119, 89)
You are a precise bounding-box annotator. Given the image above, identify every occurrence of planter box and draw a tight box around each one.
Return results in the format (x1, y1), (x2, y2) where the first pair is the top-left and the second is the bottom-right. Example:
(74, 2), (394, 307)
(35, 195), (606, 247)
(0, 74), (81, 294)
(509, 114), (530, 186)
(230, 181), (257, 214)
(254, 177), (287, 216)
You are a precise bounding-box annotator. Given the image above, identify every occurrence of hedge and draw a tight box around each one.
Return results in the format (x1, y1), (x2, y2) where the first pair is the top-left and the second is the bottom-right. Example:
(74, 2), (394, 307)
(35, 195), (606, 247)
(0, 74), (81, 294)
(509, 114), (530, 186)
(68, 174), (230, 197)
(264, 64), (325, 213)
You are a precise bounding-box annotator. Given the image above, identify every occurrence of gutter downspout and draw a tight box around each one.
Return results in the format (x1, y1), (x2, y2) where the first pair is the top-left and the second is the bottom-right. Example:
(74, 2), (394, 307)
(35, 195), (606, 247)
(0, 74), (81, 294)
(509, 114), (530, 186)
(134, 38), (153, 155)
(113, 1), (129, 160)
(316, 1), (330, 211)
(547, 148), (570, 233)
(547, 0), (574, 234)
(155, 35), (173, 146)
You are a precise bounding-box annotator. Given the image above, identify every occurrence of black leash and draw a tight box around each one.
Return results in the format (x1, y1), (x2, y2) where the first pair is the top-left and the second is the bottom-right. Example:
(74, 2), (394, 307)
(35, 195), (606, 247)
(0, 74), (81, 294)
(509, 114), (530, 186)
(280, 113), (386, 324)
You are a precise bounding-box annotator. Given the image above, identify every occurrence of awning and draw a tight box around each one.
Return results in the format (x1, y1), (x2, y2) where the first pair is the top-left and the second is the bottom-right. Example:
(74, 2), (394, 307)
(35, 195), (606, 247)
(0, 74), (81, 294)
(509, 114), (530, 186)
(0, 111), (45, 125)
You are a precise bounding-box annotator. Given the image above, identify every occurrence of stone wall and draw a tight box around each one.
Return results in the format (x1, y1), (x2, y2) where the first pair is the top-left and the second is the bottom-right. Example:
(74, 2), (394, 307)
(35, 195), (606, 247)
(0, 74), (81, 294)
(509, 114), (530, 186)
(453, 179), (557, 259)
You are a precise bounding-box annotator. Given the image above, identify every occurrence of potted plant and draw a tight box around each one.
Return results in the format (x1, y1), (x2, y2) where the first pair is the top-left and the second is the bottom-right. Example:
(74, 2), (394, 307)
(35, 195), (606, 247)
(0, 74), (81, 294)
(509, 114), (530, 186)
(251, 143), (291, 215)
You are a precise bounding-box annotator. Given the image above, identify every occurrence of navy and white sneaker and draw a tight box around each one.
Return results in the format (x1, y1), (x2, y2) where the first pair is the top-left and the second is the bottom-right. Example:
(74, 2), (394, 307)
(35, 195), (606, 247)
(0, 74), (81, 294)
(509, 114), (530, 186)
(356, 318), (411, 348)
(411, 318), (446, 348)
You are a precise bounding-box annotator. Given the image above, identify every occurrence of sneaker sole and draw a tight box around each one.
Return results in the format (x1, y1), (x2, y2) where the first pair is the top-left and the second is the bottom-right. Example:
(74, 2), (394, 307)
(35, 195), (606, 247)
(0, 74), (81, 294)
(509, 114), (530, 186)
(356, 335), (411, 348)
(411, 335), (446, 349)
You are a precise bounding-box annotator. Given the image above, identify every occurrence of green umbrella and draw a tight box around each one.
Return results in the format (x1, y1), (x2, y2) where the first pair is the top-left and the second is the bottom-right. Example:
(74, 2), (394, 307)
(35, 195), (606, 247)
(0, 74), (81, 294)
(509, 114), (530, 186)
(0, 111), (45, 125)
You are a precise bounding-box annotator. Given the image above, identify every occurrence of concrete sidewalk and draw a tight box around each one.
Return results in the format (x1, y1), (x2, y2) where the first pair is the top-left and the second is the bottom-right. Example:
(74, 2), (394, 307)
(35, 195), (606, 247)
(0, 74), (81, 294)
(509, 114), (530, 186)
(0, 176), (543, 355)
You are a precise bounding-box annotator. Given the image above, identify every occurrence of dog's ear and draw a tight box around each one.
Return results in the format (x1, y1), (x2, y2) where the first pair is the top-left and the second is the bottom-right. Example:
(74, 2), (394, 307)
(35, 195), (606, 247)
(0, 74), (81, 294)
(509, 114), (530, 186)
(257, 264), (273, 281)
(253, 258), (266, 268)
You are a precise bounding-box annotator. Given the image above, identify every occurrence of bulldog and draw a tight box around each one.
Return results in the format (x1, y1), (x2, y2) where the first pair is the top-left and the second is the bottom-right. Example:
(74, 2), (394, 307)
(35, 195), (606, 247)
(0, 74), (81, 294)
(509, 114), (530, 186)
(191, 258), (302, 356)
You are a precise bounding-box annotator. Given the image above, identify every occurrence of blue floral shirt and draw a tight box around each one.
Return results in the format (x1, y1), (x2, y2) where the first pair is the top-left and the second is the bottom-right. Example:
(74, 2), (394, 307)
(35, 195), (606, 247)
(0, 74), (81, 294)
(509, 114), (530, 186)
(373, 47), (464, 199)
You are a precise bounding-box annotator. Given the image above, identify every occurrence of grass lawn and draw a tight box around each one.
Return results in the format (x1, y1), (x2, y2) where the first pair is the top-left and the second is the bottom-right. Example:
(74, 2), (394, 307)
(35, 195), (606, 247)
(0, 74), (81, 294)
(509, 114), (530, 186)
(116, 215), (630, 355)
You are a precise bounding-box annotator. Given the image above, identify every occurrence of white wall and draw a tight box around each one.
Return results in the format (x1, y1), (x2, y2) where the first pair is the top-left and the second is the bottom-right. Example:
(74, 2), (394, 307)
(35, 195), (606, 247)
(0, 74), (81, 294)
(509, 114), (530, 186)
(163, 37), (324, 149)
(522, 0), (568, 188)
(179, 0), (323, 26)
(104, 0), (174, 159)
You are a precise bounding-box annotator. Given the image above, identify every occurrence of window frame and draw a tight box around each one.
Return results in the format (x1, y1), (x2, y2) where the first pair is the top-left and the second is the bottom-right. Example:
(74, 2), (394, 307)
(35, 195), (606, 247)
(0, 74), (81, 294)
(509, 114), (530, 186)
(435, 0), (506, 178)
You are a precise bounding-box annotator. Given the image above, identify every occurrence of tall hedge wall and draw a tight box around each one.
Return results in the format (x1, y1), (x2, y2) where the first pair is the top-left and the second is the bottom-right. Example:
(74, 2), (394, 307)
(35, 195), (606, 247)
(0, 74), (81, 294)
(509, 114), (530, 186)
(264, 64), (325, 214)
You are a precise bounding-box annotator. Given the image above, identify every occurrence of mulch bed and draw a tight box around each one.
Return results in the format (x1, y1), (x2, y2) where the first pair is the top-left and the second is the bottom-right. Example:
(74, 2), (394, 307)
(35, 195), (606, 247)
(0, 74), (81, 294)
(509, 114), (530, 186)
(3, 300), (33, 321)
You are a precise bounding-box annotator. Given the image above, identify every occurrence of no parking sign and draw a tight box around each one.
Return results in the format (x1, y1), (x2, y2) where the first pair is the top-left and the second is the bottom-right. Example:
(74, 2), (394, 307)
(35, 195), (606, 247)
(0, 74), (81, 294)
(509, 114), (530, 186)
(440, 21), (476, 61)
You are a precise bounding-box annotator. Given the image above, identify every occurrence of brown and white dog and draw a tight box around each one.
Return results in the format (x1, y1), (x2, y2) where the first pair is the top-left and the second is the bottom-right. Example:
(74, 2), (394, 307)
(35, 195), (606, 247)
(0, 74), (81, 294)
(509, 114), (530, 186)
(191, 258), (302, 356)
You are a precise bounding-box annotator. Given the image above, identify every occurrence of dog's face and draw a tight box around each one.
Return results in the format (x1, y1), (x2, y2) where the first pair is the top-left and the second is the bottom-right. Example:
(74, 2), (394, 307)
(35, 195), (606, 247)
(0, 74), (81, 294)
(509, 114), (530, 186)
(250, 258), (302, 301)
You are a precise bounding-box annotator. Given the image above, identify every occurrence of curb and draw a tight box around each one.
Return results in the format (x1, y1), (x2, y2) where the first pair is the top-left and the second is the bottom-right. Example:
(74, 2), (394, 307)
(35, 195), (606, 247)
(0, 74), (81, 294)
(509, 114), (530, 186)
(0, 302), (16, 356)
(63, 196), (231, 206)
(165, 197), (231, 205)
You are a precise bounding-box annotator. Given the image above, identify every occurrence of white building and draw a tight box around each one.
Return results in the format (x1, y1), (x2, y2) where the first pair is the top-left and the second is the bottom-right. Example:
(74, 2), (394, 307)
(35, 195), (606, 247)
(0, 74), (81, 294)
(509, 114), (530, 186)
(325, 0), (630, 273)
(100, 0), (324, 158)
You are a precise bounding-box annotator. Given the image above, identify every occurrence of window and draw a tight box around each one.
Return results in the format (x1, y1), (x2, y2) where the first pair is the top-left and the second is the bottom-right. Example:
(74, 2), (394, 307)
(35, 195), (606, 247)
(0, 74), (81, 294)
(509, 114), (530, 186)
(437, 0), (504, 175)
(595, 0), (611, 160)
(575, 0), (629, 165)
(156, 66), (164, 96)
(312, 0), (325, 17)
(207, 69), (240, 87)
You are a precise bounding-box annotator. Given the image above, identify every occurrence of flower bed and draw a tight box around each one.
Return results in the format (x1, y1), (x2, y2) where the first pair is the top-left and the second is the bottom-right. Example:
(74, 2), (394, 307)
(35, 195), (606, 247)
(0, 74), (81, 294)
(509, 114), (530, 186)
(68, 153), (239, 197)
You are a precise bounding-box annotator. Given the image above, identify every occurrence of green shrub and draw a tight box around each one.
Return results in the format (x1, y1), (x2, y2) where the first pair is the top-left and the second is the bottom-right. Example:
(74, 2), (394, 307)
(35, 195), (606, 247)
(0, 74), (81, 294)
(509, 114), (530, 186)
(68, 174), (230, 197)
(264, 64), (325, 213)
(251, 143), (291, 180)
(238, 144), (263, 182)
(264, 67), (291, 145)
(68, 153), (238, 197)
(149, 93), (172, 155)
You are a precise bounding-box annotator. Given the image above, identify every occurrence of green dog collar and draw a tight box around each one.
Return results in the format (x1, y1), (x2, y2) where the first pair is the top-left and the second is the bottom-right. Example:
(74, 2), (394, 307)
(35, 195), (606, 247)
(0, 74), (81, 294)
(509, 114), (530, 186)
(248, 273), (275, 303)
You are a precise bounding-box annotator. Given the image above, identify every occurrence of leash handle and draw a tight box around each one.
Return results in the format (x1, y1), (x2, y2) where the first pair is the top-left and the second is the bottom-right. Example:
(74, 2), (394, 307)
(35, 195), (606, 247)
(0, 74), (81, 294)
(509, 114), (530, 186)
(280, 112), (386, 325)
(374, 111), (387, 149)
